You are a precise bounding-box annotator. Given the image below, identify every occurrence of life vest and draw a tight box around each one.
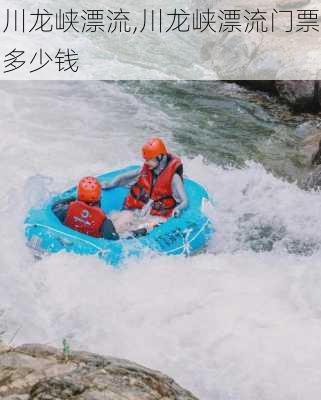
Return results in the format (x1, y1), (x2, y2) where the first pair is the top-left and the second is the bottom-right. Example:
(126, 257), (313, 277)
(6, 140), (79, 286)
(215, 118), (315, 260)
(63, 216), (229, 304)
(64, 201), (106, 238)
(124, 155), (183, 218)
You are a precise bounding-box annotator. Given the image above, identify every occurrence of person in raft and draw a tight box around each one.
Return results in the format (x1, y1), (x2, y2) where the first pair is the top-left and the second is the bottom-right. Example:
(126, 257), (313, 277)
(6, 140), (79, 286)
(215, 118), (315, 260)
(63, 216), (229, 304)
(52, 176), (158, 240)
(101, 137), (188, 231)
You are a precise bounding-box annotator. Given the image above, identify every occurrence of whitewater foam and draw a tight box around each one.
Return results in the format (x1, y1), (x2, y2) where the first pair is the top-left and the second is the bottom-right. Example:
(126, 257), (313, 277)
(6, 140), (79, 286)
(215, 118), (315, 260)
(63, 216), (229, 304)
(2, 81), (321, 400)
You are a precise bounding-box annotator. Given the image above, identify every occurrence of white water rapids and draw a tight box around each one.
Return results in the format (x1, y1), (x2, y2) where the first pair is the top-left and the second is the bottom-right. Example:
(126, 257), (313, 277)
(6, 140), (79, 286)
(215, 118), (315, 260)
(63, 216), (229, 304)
(1, 81), (321, 400)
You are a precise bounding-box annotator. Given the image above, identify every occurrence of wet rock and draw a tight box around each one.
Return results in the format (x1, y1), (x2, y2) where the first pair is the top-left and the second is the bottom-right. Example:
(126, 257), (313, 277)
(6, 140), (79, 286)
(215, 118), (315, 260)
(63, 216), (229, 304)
(0, 344), (198, 400)
(299, 127), (321, 189)
(316, 80), (321, 109)
(235, 80), (276, 92)
(234, 80), (321, 113)
(301, 130), (321, 165)
(302, 164), (321, 190)
(275, 81), (319, 112)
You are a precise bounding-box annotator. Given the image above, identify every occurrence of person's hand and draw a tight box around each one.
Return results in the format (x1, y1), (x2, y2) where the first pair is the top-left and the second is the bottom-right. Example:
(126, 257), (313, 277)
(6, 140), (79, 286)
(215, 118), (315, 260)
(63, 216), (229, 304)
(172, 207), (181, 218)
(140, 199), (154, 217)
(146, 220), (160, 230)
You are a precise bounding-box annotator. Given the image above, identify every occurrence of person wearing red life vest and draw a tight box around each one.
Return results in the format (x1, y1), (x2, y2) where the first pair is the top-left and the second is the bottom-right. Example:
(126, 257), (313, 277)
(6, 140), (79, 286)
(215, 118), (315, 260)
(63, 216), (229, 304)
(101, 138), (188, 220)
(53, 177), (156, 239)
(64, 177), (106, 237)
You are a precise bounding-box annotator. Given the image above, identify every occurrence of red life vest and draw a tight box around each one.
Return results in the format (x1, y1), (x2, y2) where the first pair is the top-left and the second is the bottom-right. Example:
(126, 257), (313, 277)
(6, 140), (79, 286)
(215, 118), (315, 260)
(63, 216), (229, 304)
(124, 155), (183, 218)
(64, 201), (106, 238)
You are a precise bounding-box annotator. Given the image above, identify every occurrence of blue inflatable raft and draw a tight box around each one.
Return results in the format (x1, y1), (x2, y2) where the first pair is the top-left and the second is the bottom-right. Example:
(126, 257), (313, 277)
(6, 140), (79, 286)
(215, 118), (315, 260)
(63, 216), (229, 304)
(25, 166), (214, 266)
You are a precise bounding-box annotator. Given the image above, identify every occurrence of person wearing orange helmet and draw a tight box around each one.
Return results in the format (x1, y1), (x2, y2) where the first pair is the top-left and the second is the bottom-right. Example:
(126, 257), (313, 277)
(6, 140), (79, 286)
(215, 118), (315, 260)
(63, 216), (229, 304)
(102, 137), (188, 220)
(53, 177), (155, 239)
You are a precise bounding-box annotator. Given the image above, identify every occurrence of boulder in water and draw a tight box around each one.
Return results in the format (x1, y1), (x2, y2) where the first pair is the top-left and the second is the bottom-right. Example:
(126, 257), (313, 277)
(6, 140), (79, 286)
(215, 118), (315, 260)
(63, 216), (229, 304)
(275, 81), (319, 112)
(235, 80), (321, 113)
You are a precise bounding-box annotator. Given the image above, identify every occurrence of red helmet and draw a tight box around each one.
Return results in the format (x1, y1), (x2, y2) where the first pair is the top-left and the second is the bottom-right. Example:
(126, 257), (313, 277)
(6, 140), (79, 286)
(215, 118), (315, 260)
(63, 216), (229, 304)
(142, 138), (168, 161)
(77, 177), (101, 203)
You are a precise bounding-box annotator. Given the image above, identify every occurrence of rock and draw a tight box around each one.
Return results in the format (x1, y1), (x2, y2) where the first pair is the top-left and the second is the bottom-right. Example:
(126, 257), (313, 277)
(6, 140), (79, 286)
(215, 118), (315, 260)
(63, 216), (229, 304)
(302, 164), (321, 190)
(234, 80), (321, 112)
(298, 127), (321, 189)
(315, 80), (321, 109)
(294, 121), (318, 138)
(0, 344), (198, 400)
(234, 80), (276, 92)
(14, 344), (61, 359)
(0, 341), (10, 354)
(301, 130), (321, 165)
(275, 81), (319, 112)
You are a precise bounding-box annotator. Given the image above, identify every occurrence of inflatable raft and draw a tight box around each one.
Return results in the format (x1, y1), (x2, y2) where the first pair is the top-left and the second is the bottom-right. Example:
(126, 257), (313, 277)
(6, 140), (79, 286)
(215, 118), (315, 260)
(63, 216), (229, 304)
(25, 166), (214, 266)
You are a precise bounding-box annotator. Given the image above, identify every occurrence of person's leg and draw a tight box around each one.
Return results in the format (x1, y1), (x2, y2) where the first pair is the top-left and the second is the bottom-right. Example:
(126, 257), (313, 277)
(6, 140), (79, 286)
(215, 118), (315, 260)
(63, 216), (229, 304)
(110, 210), (166, 234)
(134, 215), (166, 231)
(109, 210), (135, 234)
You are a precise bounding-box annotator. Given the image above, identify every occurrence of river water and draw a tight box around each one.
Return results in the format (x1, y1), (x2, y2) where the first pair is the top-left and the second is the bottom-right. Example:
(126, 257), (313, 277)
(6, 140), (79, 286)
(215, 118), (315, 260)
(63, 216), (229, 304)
(1, 80), (321, 400)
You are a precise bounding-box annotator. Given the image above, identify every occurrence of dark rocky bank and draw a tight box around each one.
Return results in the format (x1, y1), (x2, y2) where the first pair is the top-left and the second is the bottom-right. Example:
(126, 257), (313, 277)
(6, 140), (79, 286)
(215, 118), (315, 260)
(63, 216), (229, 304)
(236, 81), (321, 113)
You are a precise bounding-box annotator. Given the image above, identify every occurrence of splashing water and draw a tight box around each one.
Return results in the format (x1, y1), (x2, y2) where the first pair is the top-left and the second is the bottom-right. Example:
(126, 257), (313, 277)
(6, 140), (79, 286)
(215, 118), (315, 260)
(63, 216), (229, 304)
(1, 81), (321, 400)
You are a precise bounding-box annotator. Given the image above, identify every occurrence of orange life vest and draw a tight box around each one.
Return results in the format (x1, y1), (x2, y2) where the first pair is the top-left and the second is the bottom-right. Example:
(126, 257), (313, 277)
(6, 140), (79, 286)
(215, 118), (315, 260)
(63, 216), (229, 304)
(64, 201), (106, 238)
(124, 155), (183, 218)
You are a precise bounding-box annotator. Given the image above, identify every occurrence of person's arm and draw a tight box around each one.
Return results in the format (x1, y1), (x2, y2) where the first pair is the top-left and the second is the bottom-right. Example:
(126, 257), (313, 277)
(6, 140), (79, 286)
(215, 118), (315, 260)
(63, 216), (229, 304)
(52, 197), (75, 223)
(101, 169), (140, 190)
(171, 173), (188, 216)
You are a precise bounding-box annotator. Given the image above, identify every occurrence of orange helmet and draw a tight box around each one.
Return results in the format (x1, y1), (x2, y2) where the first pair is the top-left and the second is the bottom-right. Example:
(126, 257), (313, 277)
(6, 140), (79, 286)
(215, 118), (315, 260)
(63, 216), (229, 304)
(77, 177), (101, 203)
(142, 138), (168, 161)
